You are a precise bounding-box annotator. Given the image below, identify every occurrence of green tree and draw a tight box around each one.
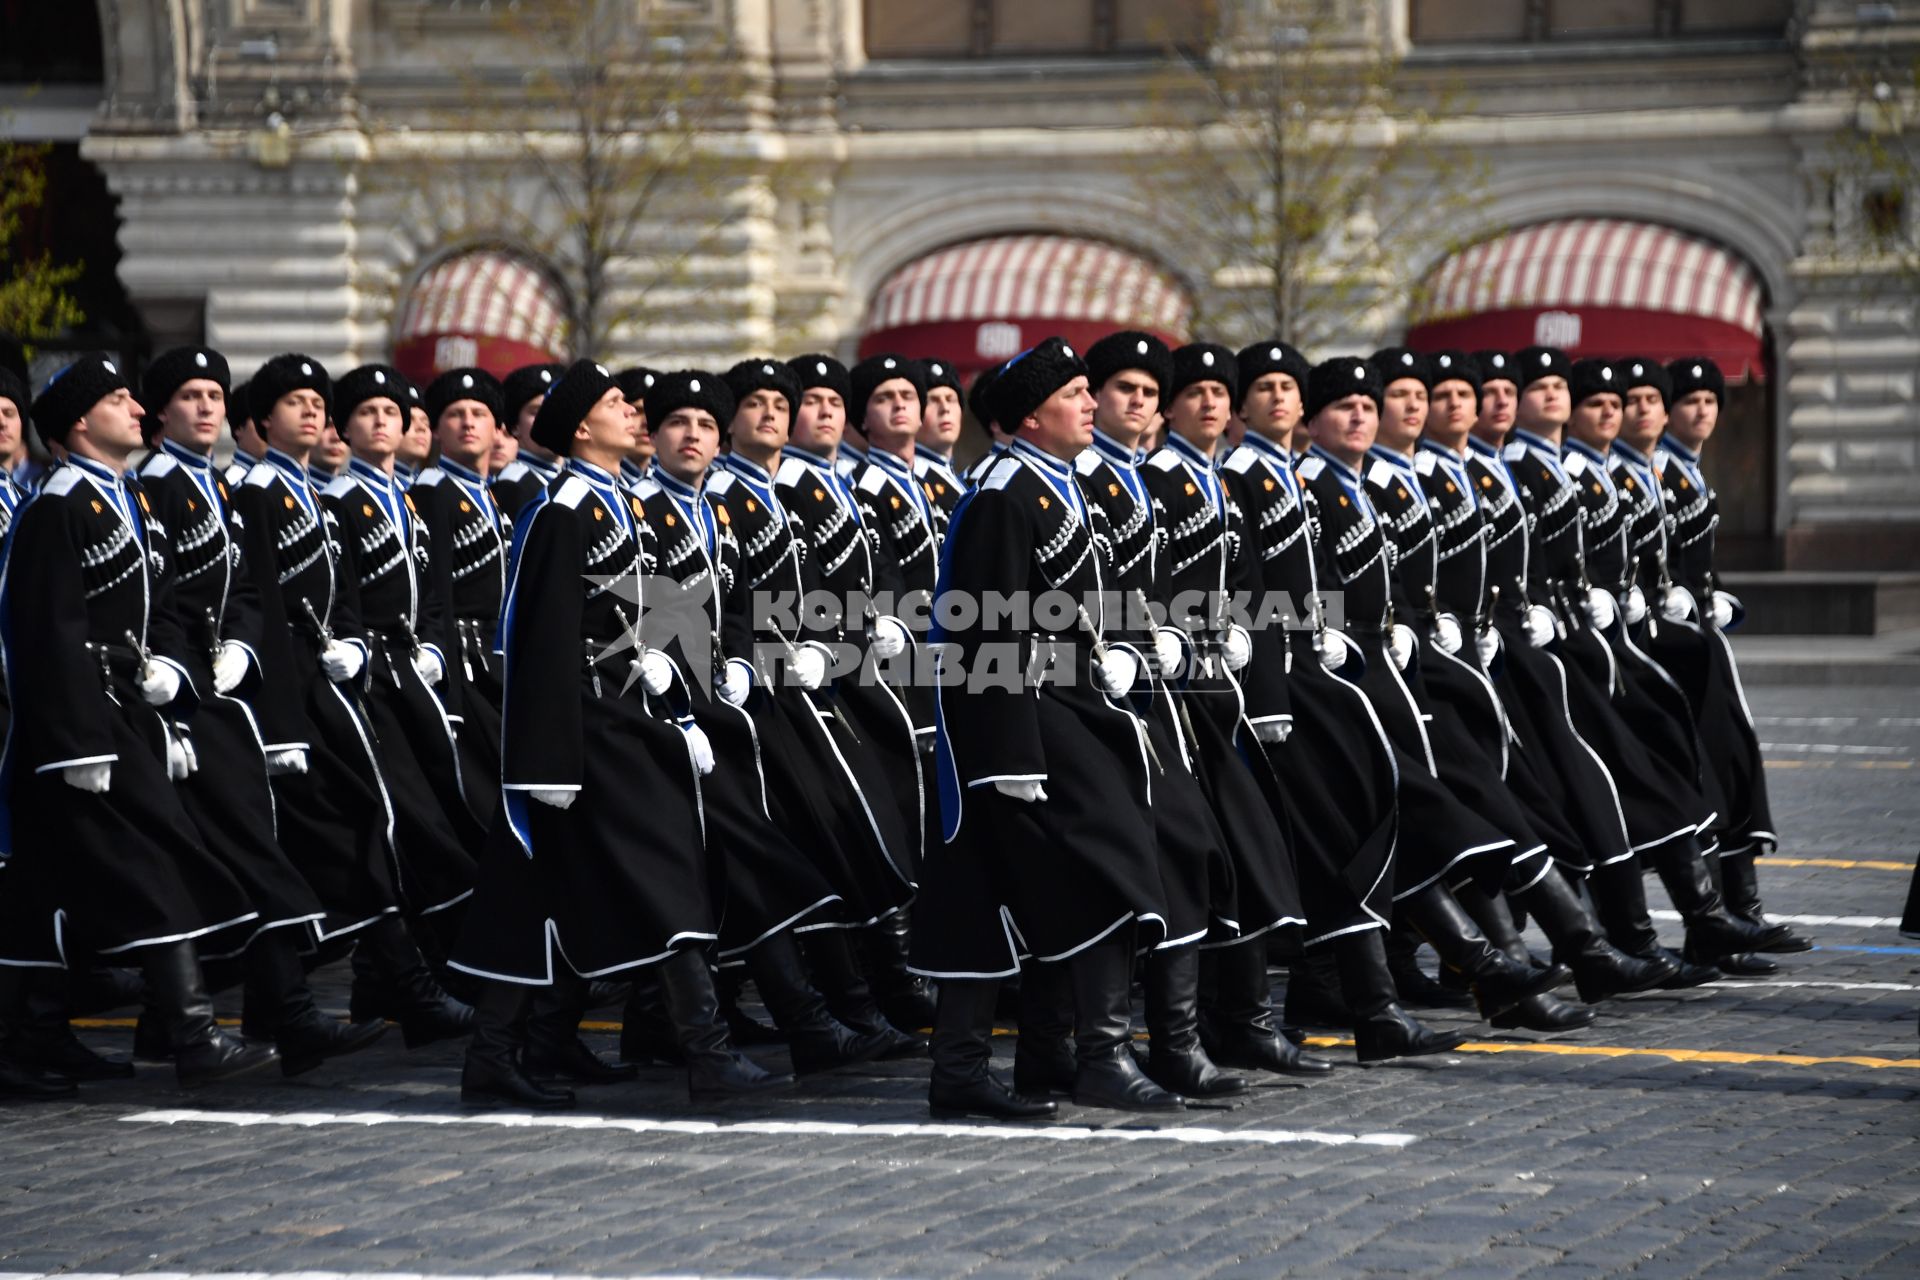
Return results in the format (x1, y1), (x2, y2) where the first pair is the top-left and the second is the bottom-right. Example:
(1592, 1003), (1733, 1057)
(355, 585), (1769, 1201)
(0, 138), (85, 347)
(1132, 0), (1480, 349)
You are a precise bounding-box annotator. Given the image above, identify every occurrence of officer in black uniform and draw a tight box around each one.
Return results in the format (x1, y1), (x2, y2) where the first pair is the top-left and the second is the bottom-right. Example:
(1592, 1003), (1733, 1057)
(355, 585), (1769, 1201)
(914, 357), (966, 538)
(450, 359), (789, 1109)
(490, 363), (568, 522)
(1, 355), (279, 1089)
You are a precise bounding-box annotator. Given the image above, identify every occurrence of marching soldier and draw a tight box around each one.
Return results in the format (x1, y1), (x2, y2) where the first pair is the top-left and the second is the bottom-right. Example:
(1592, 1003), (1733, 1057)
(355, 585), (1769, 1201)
(914, 357), (966, 538)
(0, 368), (30, 541)
(450, 358), (787, 1108)
(1502, 347), (1782, 975)
(323, 366), (484, 941)
(490, 362), (567, 521)
(134, 346), (389, 1073)
(411, 368), (513, 824)
(1638, 357), (1809, 958)
(962, 366), (1011, 487)
(230, 354), (475, 1050)
(615, 367), (660, 490)
(396, 379), (433, 486)
(912, 337), (1171, 1118)
(223, 381), (266, 489)
(0, 355), (278, 1088)
(1296, 357), (1566, 1049)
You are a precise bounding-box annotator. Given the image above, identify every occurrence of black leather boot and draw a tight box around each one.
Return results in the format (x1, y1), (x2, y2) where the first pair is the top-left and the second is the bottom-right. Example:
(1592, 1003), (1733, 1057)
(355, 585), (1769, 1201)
(1070, 937), (1184, 1111)
(1282, 949), (1354, 1029)
(1199, 944), (1332, 1076)
(657, 947), (793, 1098)
(617, 969), (684, 1067)
(716, 965), (786, 1047)
(1013, 959), (1077, 1099)
(928, 978), (1055, 1121)
(1723, 852), (1811, 952)
(1586, 855), (1665, 959)
(801, 929), (924, 1058)
(748, 931), (891, 1075)
(143, 941), (278, 1088)
(1514, 868), (1675, 1001)
(525, 977), (638, 1084)
(10, 969), (134, 1081)
(461, 980), (576, 1109)
(1333, 931), (1469, 1064)
(1386, 927), (1476, 1010)
(1685, 850), (1776, 974)
(350, 916), (476, 1048)
(1401, 885), (1571, 1020)
(1143, 946), (1250, 1098)
(1453, 884), (1596, 1032)
(244, 931), (387, 1077)
(1656, 944), (1722, 989)
(0, 971), (79, 1098)
(862, 913), (938, 1032)
(1649, 842), (1790, 960)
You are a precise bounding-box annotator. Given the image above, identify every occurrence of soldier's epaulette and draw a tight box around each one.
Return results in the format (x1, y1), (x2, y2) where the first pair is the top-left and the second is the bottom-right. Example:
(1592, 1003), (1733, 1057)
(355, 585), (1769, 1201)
(322, 476), (357, 500)
(856, 466), (888, 496)
(1073, 449), (1103, 476)
(43, 467), (83, 497)
(1564, 451), (1588, 476)
(634, 477), (662, 500)
(1296, 456), (1326, 481)
(1653, 450), (1674, 476)
(415, 468), (446, 488)
(1365, 459), (1398, 490)
(143, 452), (179, 478)
(774, 456), (812, 488)
(496, 460), (531, 485)
(707, 471), (737, 496)
(552, 475), (592, 509)
(1146, 450), (1182, 472)
(1413, 450), (1438, 476)
(981, 456), (1022, 491)
(1221, 447), (1257, 475)
(1503, 441), (1528, 462)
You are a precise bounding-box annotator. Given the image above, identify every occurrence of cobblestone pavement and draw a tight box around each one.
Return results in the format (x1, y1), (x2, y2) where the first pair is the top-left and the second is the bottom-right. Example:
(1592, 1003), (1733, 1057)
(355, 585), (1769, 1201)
(2, 686), (1916, 1279)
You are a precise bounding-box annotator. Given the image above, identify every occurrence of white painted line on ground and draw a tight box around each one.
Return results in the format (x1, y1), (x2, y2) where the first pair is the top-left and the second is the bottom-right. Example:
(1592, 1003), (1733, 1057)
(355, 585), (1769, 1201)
(1701, 978), (1920, 993)
(0, 1275), (778, 1280)
(1754, 716), (1920, 728)
(1648, 909), (1900, 928)
(118, 1108), (1417, 1149)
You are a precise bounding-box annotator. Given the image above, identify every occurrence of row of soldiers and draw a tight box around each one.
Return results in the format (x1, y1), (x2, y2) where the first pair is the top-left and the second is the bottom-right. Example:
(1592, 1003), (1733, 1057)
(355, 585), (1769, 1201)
(0, 329), (1803, 1118)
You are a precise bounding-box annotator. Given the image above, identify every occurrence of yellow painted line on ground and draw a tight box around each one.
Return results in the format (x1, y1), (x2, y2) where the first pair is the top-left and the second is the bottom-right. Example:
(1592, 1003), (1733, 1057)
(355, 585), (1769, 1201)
(1291, 1036), (1920, 1070)
(1769, 857), (1915, 871)
(1764, 759), (1915, 770)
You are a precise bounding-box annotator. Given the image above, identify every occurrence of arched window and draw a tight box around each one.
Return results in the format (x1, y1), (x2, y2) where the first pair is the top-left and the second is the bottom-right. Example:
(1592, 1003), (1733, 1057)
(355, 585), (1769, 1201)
(391, 249), (570, 387)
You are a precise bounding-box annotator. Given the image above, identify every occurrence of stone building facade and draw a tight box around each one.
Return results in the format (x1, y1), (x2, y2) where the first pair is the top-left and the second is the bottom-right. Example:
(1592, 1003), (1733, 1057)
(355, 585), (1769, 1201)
(5, 0), (1918, 567)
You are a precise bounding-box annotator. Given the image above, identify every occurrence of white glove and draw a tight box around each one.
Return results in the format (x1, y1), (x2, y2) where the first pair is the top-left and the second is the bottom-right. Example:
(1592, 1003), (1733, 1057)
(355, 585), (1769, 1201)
(1153, 627), (1186, 679)
(993, 779), (1049, 803)
(1253, 718), (1292, 744)
(266, 747), (309, 776)
(682, 723), (716, 776)
(1095, 648), (1139, 697)
(1623, 586), (1649, 627)
(320, 639), (363, 682)
(531, 788), (577, 810)
(1222, 625), (1252, 673)
(1387, 623), (1416, 671)
(788, 642), (828, 691)
(63, 762), (111, 793)
(138, 660), (180, 707)
(213, 641), (250, 694)
(1523, 604), (1557, 649)
(1660, 586), (1694, 624)
(411, 647), (445, 687)
(719, 658), (753, 707)
(1583, 588), (1618, 631)
(1433, 614), (1464, 655)
(165, 733), (194, 781)
(1315, 629), (1347, 670)
(871, 615), (910, 660)
(1710, 590), (1736, 630)
(1475, 627), (1500, 669)
(635, 648), (674, 696)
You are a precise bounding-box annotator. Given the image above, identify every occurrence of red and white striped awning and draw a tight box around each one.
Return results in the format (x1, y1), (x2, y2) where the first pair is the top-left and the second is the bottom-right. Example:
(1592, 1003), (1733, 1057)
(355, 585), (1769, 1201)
(391, 250), (571, 388)
(860, 235), (1191, 379)
(1407, 219), (1768, 379)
